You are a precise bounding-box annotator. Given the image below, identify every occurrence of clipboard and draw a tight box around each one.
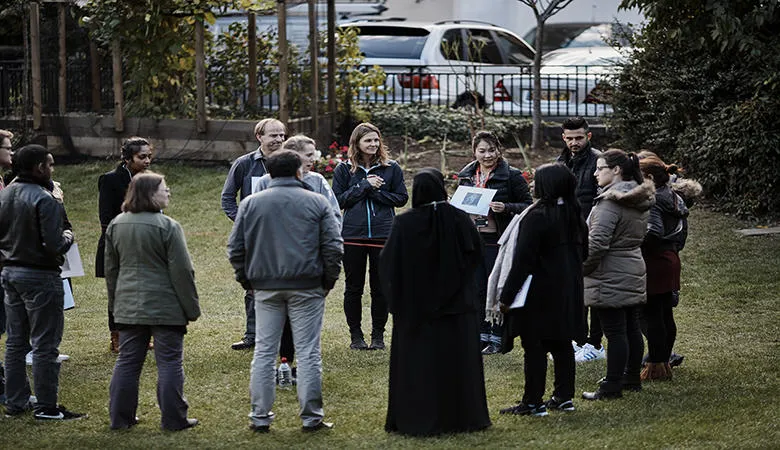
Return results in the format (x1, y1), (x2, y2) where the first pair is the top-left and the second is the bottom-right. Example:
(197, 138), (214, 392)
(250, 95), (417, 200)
(450, 185), (497, 216)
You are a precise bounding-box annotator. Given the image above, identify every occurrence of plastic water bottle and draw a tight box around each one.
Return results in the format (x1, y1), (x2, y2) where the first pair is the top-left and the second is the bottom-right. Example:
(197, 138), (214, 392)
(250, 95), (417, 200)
(278, 357), (293, 388)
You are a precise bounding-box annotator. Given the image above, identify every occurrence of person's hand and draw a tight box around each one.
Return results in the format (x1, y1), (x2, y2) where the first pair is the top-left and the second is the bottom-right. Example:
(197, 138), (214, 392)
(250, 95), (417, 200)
(63, 230), (74, 241)
(490, 201), (506, 213)
(499, 302), (509, 314)
(366, 175), (385, 189)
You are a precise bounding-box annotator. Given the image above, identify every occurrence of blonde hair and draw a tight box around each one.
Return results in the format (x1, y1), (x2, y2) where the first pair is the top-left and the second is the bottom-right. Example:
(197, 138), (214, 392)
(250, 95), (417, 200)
(347, 122), (388, 173)
(253, 118), (287, 137)
(281, 135), (316, 153)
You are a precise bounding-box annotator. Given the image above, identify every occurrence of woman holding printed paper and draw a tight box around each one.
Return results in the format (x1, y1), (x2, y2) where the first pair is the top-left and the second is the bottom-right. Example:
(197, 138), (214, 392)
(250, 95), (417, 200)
(496, 163), (588, 416)
(457, 131), (532, 354)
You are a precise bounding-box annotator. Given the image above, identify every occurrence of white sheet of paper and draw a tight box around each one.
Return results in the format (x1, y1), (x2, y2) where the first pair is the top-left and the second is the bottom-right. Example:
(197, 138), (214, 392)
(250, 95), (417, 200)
(59, 243), (85, 278)
(450, 186), (497, 216)
(509, 275), (533, 309)
(63, 279), (75, 310)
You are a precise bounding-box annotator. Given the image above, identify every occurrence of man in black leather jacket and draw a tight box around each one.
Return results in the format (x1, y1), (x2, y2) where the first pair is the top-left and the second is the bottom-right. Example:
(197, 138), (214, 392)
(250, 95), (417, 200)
(0, 145), (84, 420)
(557, 117), (605, 362)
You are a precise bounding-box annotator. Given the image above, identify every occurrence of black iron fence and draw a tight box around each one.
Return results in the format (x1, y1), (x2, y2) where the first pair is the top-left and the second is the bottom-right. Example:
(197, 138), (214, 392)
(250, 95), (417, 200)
(1, 61), (616, 118)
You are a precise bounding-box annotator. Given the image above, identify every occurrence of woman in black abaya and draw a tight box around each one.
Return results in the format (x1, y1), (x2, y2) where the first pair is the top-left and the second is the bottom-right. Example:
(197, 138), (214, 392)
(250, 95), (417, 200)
(381, 168), (491, 436)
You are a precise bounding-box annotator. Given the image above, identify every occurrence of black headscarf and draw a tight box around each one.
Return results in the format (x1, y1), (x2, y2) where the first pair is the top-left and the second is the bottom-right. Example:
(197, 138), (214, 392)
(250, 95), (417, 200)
(380, 169), (483, 321)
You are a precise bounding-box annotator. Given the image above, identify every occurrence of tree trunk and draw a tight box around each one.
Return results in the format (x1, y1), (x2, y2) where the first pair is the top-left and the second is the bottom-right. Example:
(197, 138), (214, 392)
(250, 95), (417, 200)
(308, 0), (319, 137)
(30, 1), (42, 130)
(277, 1), (289, 125)
(195, 19), (206, 133)
(327, 0), (336, 125)
(531, 17), (544, 151)
(247, 12), (257, 109)
(58, 3), (67, 116)
(111, 39), (124, 132)
(89, 39), (101, 111)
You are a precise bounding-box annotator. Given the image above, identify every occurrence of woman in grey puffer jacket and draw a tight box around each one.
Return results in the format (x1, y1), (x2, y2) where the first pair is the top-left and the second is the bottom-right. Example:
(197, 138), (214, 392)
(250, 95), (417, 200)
(581, 149), (655, 400)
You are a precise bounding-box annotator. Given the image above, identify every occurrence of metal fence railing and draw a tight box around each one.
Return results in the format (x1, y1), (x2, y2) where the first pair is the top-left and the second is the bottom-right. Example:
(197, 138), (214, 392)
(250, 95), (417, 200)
(0, 61), (616, 118)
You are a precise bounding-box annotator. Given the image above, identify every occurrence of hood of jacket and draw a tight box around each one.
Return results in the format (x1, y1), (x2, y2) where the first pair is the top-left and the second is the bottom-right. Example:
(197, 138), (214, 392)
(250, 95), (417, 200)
(597, 179), (655, 212)
(671, 177), (703, 208)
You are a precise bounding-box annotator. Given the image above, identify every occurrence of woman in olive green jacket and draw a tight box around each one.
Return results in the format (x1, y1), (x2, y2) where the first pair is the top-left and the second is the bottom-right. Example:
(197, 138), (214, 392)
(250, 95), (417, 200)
(105, 172), (200, 431)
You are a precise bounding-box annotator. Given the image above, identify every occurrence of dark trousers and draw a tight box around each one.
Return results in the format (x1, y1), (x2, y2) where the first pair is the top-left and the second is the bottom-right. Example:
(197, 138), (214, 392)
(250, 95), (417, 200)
(476, 233), (501, 344)
(596, 305), (643, 391)
(244, 289), (255, 341)
(109, 326), (190, 430)
(575, 306), (604, 347)
(343, 244), (387, 339)
(2, 267), (64, 412)
(642, 292), (677, 363)
(521, 337), (575, 404)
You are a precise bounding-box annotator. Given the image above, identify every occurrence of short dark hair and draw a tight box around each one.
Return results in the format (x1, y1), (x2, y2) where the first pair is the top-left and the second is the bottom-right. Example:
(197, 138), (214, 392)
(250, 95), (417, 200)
(122, 172), (165, 213)
(13, 144), (49, 174)
(266, 150), (302, 178)
(562, 116), (589, 132)
(121, 136), (152, 161)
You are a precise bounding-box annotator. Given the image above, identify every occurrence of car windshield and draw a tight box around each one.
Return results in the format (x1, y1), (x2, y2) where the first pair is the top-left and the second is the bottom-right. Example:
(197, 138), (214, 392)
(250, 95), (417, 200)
(352, 26), (429, 59)
(524, 23), (631, 52)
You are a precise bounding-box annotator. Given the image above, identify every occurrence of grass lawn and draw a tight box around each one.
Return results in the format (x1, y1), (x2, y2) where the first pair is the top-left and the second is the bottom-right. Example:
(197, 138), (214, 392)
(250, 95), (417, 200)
(0, 161), (778, 448)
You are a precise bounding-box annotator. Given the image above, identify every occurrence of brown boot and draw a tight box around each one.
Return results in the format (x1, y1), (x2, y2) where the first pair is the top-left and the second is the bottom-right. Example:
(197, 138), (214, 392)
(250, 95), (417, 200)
(640, 362), (672, 381)
(110, 331), (120, 354)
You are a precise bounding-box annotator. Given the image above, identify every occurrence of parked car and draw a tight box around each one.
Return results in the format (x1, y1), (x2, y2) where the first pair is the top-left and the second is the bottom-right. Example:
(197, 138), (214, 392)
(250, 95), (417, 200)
(522, 22), (632, 54)
(341, 19), (535, 107)
(489, 46), (626, 118)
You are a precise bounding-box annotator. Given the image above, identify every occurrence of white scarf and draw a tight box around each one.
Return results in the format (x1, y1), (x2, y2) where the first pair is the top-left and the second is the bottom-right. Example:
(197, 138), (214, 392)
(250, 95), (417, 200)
(485, 202), (536, 326)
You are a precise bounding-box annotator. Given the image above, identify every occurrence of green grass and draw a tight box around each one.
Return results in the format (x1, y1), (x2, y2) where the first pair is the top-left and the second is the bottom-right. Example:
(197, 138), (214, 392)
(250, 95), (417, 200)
(1, 161), (778, 448)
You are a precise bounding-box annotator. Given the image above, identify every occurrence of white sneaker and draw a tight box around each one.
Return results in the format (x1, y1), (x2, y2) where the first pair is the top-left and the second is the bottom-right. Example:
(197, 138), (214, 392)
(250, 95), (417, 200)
(25, 352), (70, 365)
(572, 341), (582, 353)
(575, 343), (606, 363)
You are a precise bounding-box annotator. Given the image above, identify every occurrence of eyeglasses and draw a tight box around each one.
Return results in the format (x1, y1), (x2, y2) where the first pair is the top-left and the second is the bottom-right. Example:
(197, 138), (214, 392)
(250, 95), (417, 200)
(596, 165), (611, 171)
(0, 146), (12, 150)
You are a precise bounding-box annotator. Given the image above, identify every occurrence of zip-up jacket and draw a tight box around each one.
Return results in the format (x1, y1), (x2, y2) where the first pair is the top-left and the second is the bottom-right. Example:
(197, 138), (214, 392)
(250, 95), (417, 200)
(332, 160), (408, 239)
(0, 177), (73, 271)
(557, 143), (601, 219)
(221, 148), (267, 221)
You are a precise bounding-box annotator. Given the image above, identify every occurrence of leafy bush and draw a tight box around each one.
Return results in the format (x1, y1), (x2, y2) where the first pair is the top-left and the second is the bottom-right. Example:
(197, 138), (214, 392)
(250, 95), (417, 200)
(612, 0), (780, 218)
(365, 103), (532, 144)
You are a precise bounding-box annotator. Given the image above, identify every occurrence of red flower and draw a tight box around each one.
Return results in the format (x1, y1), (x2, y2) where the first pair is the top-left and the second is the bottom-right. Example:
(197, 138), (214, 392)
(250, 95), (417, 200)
(340, 146), (348, 154)
(325, 165), (334, 172)
(522, 171), (533, 183)
(329, 141), (338, 150)
(451, 174), (458, 180)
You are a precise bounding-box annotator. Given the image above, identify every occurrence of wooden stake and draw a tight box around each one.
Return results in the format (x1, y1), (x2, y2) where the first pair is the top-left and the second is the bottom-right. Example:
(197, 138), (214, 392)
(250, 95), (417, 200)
(30, 1), (42, 129)
(277, 0), (289, 125)
(308, 0), (319, 137)
(111, 39), (124, 132)
(195, 19), (206, 133)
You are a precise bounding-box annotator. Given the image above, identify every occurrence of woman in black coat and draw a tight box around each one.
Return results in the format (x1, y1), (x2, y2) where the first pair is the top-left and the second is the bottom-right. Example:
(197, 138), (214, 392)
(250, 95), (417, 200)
(332, 123), (408, 351)
(498, 163), (588, 416)
(96, 137), (152, 352)
(457, 130), (532, 354)
(381, 169), (491, 436)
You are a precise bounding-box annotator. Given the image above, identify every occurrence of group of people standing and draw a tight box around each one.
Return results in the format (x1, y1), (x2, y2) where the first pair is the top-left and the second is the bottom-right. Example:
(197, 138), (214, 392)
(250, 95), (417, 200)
(0, 114), (699, 436)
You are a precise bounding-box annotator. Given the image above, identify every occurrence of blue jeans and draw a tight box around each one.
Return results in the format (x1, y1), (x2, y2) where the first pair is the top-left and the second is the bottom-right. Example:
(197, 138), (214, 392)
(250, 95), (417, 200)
(2, 267), (64, 412)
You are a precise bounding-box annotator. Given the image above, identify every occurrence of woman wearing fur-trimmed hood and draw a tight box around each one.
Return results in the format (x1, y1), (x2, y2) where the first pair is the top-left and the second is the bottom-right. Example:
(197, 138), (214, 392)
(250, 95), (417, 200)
(581, 149), (655, 401)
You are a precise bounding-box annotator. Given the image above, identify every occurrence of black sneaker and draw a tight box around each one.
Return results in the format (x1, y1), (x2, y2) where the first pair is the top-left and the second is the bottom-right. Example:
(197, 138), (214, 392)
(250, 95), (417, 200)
(546, 396), (576, 411)
(499, 402), (548, 417)
(34, 405), (86, 421)
(231, 338), (254, 350)
(349, 336), (368, 350)
(368, 337), (385, 350)
(669, 353), (685, 367)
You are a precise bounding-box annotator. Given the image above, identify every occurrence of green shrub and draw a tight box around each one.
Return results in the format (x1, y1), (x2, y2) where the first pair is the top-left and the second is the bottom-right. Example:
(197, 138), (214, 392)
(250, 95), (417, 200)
(365, 103), (532, 144)
(612, 0), (780, 218)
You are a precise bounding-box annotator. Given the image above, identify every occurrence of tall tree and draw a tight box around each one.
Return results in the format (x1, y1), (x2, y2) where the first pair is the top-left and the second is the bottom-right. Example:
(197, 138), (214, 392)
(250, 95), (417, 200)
(517, 0), (574, 151)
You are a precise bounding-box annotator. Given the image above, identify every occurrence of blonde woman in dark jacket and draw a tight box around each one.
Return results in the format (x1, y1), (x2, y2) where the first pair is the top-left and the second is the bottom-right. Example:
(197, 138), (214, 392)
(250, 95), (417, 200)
(581, 150), (655, 400)
(106, 173), (200, 430)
